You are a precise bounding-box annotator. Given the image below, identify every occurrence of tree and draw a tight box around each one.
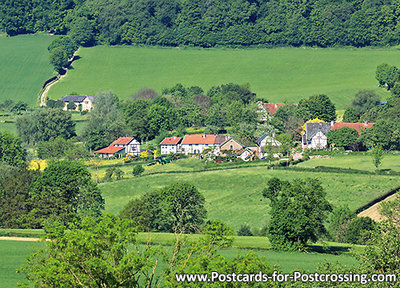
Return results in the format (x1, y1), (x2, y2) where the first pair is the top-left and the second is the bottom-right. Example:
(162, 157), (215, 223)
(371, 145), (384, 169)
(0, 131), (26, 167)
(10, 101), (28, 115)
(296, 94), (336, 122)
(328, 205), (356, 242)
(27, 160), (104, 228)
(120, 182), (207, 233)
(0, 168), (39, 228)
(132, 164), (144, 176)
(376, 63), (398, 90)
(237, 224), (253, 236)
(83, 91), (129, 150)
(20, 214), (274, 288)
(48, 36), (77, 59)
(351, 90), (381, 117)
(327, 127), (359, 149)
(263, 177), (332, 250)
(342, 107), (359, 122)
(345, 217), (376, 244)
(360, 119), (400, 150)
(19, 214), (163, 287)
(49, 46), (68, 72)
(69, 17), (95, 47)
(16, 109), (76, 145)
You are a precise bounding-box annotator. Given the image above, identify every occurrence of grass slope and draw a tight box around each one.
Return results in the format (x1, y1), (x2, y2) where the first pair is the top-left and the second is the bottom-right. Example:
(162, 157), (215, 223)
(0, 240), (43, 288)
(0, 35), (55, 105)
(297, 153), (400, 172)
(47, 46), (400, 108)
(99, 162), (400, 231)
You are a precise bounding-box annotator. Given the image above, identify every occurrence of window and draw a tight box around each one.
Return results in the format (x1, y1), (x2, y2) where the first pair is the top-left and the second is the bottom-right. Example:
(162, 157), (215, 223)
(230, 145), (233, 150)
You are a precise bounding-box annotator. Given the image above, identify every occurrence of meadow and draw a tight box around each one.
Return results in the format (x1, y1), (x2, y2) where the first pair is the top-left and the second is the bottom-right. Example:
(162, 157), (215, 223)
(0, 240), (44, 288)
(297, 153), (400, 172)
(0, 34), (55, 105)
(99, 161), (400, 231)
(46, 46), (400, 108)
(0, 234), (359, 287)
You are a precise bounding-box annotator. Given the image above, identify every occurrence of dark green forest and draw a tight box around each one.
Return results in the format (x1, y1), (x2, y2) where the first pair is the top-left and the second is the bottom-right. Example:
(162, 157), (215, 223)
(2, 0), (400, 47)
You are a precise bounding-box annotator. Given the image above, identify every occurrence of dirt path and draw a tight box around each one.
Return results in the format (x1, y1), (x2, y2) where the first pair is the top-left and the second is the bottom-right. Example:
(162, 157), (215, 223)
(0, 236), (41, 242)
(40, 74), (63, 106)
(358, 193), (398, 221)
(39, 52), (79, 106)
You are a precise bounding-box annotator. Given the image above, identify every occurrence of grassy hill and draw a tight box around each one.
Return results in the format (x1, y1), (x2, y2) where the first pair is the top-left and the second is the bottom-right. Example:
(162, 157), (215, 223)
(99, 160), (400, 231)
(0, 34), (55, 106)
(46, 46), (400, 108)
(297, 153), (400, 172)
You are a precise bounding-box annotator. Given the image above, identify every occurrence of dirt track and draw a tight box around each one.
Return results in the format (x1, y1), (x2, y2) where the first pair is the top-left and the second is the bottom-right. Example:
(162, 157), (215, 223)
(0, 237), (41, 241)
(358, 193), (398, 221)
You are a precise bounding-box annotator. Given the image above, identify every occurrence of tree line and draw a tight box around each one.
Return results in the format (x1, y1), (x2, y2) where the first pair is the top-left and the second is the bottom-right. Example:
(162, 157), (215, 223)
(3, 0), (400, 48)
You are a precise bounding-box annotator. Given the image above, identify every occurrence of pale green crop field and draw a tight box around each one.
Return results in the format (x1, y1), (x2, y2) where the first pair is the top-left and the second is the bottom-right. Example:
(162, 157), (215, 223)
(47, 46), (399, 108)
(100, 165), (400, 231)
(0, 34), (55, 105)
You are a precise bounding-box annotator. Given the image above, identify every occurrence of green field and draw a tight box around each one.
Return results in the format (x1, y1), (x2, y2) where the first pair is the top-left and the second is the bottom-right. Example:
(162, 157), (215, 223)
(99, 163), (400, 231)
(0, 233), (362, 288)
(0, 240), (44, 288)
(47, 46), (400, 108)
(0, 34), (55, 105)
(297, 153), (400, 172)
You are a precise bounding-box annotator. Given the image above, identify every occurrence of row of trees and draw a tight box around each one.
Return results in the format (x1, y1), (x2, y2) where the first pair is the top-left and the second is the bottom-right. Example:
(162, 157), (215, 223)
(4, 0), (400, 48)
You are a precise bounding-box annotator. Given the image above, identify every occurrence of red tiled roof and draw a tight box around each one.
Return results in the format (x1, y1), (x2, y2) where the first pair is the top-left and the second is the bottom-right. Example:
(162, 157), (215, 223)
(160, 137), (182, 145)
(94, 146), (125, 154)
(181, 134), (218, 145)
(111, 137), (135, 145)
(263, 103), (285, 114)
(331, 122), (374, 135)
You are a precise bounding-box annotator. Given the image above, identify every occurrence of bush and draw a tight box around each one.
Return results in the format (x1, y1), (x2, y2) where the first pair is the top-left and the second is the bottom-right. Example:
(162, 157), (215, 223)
(132, 164), (144, 176)
(345, 217), (377, 244)
(237, 224), (253, 236)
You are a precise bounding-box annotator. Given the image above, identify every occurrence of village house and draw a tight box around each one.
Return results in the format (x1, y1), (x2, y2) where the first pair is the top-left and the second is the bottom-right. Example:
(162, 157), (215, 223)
(180, 134), (230, 155)
(237, 147), (256, 161)
(94, 137), (140, 158)
(219, 137), (244, 157)
(256, 132), (282, 158)
(59, 95), (96, 111)
(302, 122), (375, 149)
(160, 137), (182, 155)
(257, 101), (285, 121)
(302, 122), (331, 149)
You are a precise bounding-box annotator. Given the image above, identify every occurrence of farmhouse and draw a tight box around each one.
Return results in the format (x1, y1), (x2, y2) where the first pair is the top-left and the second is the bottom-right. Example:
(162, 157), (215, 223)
(331, 122), (374, 135)
(256, 132), (281, 158)
(302, 122), (331, 149)
(160, 137), (182, 155)
(181, 134), (230, 155)
(219, 138), (244, 157)
(59, 95), (95, 111)
(302, 122), (375, 149)
(94, 137), (140, 158)
(237, 147), (256, 161)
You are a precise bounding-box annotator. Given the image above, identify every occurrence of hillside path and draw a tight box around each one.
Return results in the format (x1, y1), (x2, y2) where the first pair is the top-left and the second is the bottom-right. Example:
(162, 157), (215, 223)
(357, 193), (398, 221)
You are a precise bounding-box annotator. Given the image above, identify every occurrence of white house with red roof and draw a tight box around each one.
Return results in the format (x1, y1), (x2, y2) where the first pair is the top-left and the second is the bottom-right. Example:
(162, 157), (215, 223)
(160, 137), (182, 155)
(180, 134), (230, 155)
(94, 137), (140, 158)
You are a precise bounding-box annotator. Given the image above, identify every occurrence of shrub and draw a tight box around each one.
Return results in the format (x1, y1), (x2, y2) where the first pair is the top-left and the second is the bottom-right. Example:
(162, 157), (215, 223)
(132, 164), (144, 176)
(237, 224), (253, 236)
